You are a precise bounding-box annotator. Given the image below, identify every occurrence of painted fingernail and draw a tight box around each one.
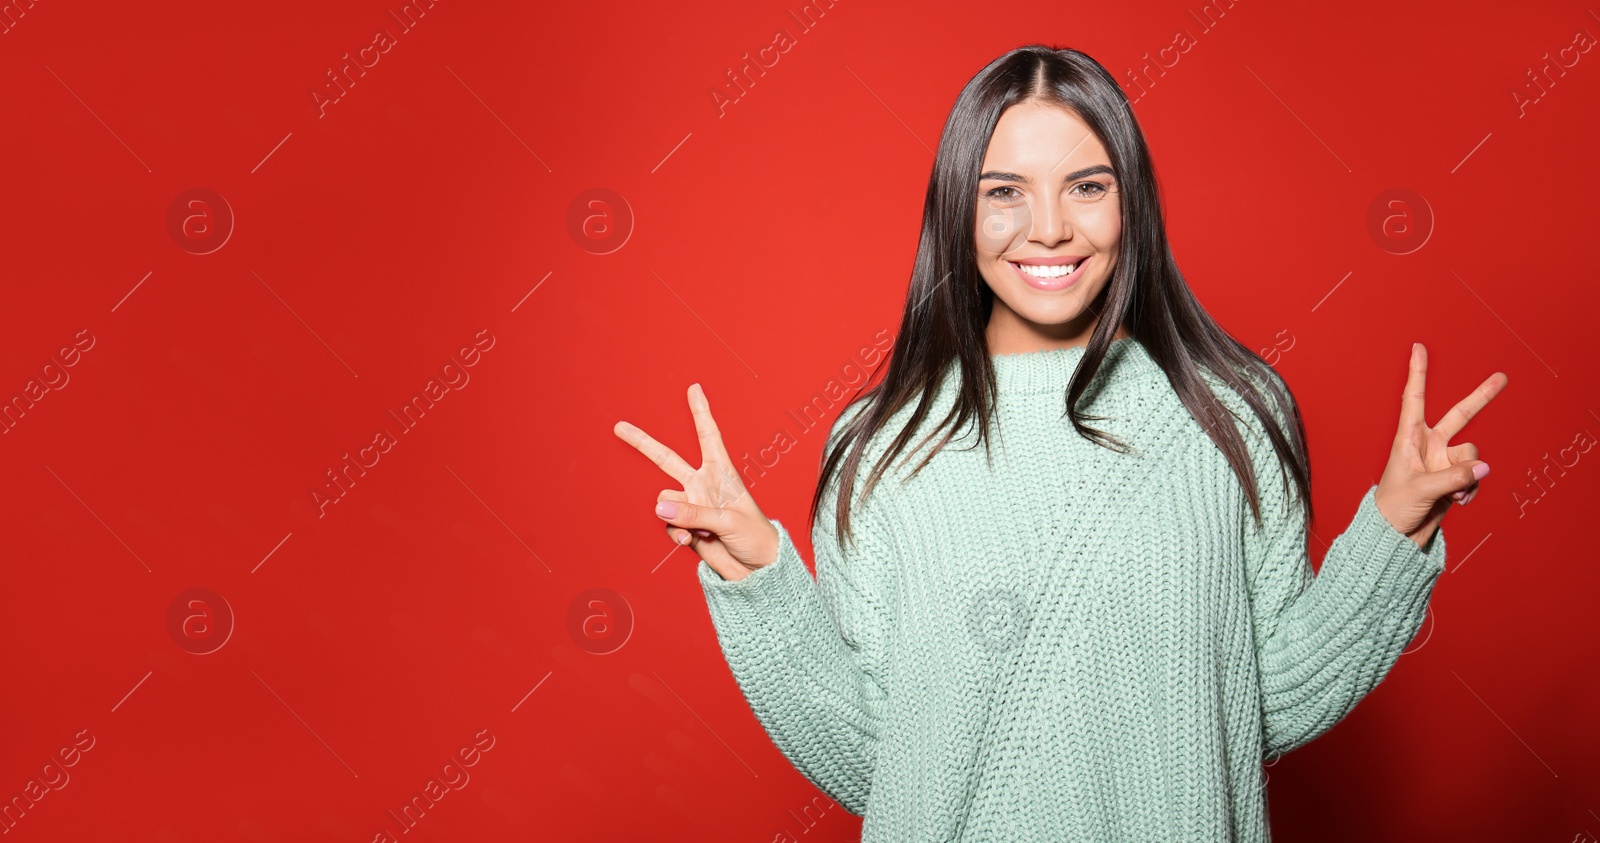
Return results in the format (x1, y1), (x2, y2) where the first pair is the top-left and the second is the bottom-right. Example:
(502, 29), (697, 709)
(656, 501), (677, 519)
(1462, 487), (1477, 505)
(1472, 463), (1490, 481)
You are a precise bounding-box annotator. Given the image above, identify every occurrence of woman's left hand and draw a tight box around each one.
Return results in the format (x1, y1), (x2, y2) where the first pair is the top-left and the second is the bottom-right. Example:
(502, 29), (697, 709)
(1374, 343), (1508, 547)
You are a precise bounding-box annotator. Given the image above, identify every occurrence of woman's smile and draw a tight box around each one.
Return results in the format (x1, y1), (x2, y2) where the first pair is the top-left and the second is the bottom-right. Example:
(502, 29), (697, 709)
(1008, 254), (1092, 291)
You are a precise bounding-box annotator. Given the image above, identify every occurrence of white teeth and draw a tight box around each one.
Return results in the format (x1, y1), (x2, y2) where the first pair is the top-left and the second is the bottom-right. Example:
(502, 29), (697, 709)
(1016, 261), (1078, 278)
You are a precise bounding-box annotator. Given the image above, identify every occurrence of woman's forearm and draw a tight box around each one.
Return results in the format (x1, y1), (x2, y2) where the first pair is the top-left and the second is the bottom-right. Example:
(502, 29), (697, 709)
(698, 518), (888, 814)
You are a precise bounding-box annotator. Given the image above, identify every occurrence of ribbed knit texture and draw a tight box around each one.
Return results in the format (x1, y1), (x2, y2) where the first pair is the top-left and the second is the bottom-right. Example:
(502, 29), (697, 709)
(696, 336), (1446, 842)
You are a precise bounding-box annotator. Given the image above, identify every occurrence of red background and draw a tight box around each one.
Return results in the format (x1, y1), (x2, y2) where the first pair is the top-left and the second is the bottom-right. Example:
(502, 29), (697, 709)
(2, 0), (1596, 840)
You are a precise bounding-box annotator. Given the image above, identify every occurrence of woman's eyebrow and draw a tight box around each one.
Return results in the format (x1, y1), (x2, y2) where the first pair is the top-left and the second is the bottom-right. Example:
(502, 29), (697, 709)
(978, 164), (1115, 182)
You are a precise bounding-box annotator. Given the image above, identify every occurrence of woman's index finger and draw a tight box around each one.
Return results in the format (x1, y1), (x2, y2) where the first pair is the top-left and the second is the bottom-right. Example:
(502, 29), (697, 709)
(688, 383), (733, 466)
(613, 420), (696, 485)
(1400, 342), (1428, 431)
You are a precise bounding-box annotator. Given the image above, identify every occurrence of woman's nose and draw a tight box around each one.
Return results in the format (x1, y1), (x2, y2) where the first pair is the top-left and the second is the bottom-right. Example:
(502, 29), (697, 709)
(1029, 199), (1071, 245)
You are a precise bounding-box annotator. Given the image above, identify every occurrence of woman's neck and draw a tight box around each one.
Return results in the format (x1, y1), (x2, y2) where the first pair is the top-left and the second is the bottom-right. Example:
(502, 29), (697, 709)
(983, 292), (1129, 356)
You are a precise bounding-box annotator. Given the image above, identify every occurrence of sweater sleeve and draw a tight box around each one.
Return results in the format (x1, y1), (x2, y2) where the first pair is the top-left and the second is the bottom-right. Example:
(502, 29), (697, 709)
(694, 463), (897, 815)
(1235, 383), (1448, 760)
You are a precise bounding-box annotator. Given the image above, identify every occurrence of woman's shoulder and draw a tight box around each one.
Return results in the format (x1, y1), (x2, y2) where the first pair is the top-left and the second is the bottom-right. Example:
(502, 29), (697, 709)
(1168, 357), (1306, 525)
(818, 387), (963, 502)
(1191, 355), (1299, 448)
(825, 394), (915, 469)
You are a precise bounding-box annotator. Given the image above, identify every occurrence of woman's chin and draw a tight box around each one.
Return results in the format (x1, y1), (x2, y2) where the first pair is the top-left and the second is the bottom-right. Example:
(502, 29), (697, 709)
(1012, 306), (1093, 330)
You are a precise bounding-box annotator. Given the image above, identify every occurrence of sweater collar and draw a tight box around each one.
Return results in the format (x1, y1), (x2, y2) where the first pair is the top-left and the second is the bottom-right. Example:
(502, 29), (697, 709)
(986, 336), (1160, 395)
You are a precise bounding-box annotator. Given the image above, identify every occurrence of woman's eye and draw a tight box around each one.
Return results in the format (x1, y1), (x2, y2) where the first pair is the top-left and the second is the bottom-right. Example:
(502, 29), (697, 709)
(1072, 182), (1109, 198)
(984, 186), (1021, 201)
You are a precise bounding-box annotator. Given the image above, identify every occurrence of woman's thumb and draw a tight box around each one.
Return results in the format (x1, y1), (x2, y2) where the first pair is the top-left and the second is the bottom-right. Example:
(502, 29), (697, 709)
(656, 499), (723, 532)
(1425, 460), (1489, 499)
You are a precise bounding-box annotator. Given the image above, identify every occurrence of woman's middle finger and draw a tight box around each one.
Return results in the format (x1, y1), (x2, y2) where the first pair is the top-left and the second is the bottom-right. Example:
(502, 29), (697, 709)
(615, 420), (696, 485)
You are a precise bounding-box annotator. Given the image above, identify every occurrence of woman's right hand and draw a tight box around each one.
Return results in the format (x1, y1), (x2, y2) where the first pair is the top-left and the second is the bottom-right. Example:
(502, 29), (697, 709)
(613, 383), (780, 582)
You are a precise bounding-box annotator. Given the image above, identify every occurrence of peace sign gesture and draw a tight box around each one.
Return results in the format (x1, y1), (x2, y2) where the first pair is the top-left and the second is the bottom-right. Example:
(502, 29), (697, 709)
(613, 383), (781, 582)
(1373, 343), (1509, 547)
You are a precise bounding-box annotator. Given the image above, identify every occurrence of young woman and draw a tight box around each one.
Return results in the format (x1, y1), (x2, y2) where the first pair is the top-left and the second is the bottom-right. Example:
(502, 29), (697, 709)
(614, 45), (1506, 841)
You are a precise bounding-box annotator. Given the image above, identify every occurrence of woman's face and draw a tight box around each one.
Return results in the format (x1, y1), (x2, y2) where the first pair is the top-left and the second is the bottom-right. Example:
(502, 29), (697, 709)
(974, 101), (1121, 346)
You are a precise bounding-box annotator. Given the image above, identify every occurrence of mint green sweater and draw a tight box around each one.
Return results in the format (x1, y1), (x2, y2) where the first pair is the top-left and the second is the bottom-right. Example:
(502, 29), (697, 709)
(697, 336), (1446, 841)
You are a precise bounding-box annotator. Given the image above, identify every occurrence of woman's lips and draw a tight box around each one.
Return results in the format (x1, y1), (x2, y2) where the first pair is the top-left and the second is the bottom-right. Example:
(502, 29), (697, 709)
(1010, 255), (1089, 291)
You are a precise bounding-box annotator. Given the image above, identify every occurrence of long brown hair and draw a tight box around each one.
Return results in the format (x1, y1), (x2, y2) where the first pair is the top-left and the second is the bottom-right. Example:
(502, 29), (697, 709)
(811, 44), (1311, 548)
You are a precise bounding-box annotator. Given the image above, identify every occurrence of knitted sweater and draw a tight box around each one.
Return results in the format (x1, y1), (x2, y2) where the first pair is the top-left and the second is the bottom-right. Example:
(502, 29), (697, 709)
(696, 336), (1446, 842)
